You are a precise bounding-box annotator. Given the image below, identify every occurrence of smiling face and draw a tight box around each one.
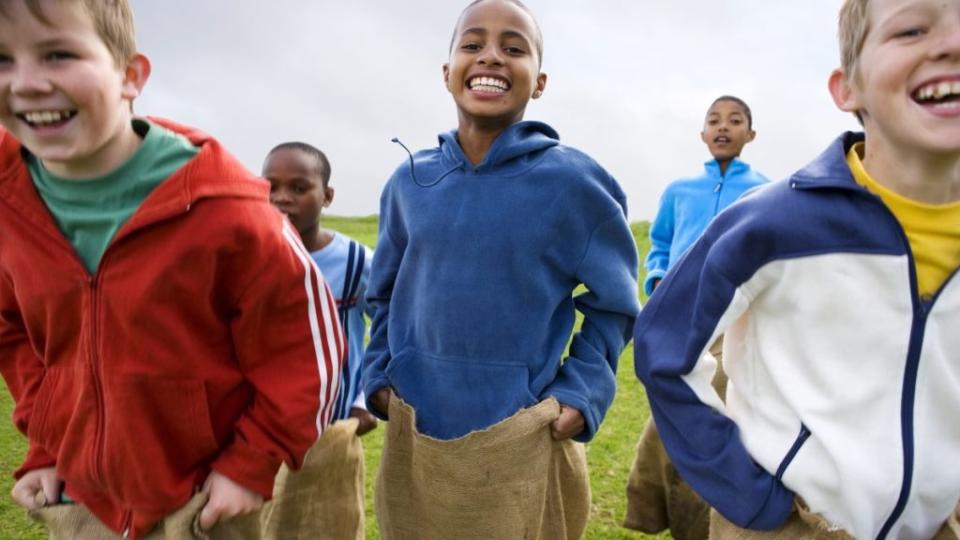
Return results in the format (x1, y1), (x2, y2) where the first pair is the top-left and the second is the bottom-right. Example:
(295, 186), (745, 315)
(443, 0), (546, 133)
(0, 0), (148, 178)
(700, 99), (755, 163)
(829, 0), (960, 158)
(263, 147), (333, 240)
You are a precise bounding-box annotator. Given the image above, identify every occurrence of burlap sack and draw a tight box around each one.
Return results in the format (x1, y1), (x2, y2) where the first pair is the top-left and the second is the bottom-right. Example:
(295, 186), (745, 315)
(29, 491), (262, 539)
(260, 418), (365, 540)
(375, 396), (590, 540)
(932, 503), (960, 540)
(624, 337), (725, 540)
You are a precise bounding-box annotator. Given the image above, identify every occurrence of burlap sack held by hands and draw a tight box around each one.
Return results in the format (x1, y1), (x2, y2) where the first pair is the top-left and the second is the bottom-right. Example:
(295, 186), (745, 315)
(375, 396), (590, 540)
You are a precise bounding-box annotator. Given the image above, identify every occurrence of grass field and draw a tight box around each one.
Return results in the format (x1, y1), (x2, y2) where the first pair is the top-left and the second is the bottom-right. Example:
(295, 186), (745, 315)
(0, 215), (668, 539)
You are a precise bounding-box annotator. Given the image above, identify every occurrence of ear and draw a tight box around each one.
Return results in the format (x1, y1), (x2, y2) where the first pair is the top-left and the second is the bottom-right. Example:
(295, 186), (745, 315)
(120, 53), (151, 101)
(745, 129), (756, 143)
(700, 130), (709, 145)
(828, 67), (861, 113)
(323, 185), (335, 208)
(442, 63), (451, 93)
(532, 72), (547, 99)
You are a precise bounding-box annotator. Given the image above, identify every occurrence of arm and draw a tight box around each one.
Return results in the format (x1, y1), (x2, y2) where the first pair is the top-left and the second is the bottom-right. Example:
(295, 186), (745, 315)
(362, 186), (405, 420)
(0, 274), (57, 480)
(212, 219), (344, 498)
(644, 188), (676, 296)
(633, 223), (793, 530)
(542, 209), (641, 442)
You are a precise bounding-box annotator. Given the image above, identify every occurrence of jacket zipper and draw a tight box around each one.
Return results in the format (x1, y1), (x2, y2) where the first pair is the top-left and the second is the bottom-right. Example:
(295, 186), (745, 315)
(713, 172), (724, 216)
(775, 424), (811, 481)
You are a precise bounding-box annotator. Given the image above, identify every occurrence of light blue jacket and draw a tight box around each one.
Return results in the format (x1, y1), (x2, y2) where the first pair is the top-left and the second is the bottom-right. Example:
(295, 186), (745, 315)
(644, 159), (767, 295)
(363, 121), (640, 442)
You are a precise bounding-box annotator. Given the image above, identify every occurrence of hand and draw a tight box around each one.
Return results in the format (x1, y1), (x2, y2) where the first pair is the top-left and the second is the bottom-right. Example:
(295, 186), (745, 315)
(370, 387), (391, 419)
(349, 407), (378, 436)
(551, 404), (585, 441)
(11, 467), (60, 509)
(652, 278), (661, 291)
(198, 471), (263, 531)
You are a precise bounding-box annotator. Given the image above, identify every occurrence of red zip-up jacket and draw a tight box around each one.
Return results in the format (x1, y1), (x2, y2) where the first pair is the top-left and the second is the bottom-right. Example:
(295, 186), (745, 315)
(0, 118), (344, 538)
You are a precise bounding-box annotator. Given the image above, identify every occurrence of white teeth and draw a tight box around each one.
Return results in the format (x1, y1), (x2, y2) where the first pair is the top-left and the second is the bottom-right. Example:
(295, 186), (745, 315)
(914, 80), (960, 101)
(469, 76), (509, 91)
(22, 110), (71, 125)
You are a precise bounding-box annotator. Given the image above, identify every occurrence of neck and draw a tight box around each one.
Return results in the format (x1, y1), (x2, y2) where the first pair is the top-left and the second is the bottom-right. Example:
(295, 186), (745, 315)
(455, 112), (523, 166)
(716, 158), (734, 176)
(861, 140), (960, 204)
(45, 115), (141, 179)
(301, 226), (335, 253)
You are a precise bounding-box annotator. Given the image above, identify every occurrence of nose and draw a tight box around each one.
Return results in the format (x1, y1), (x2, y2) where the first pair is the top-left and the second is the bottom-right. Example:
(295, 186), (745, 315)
(476, 44), (504, 66)
(270, 188), (293, 206)
(10, 62), (52, 96)
(932, 16), (960, 60)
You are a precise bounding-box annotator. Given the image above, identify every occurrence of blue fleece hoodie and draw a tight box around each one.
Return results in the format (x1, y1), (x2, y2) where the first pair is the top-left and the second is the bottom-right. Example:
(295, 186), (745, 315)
(644, 159), (768, 295)
(362, 121), (640, 442)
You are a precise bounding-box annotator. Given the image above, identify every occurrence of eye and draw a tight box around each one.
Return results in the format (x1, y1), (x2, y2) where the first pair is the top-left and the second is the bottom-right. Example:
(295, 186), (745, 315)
(45, 50), (76, 61)
(504, 46), (526, 55)
(461, 42), (482, 51)
(0, 54), (12, 66)
(893, 27), (926, 39)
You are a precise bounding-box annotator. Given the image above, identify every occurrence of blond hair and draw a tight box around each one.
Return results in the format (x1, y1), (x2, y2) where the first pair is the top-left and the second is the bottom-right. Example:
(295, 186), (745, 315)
(0, 0), (136, 66)
(838, 0), (870, 77)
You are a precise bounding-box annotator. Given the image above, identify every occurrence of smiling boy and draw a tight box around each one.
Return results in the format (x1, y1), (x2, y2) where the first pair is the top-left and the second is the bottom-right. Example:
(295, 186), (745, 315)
(0, 1), (343, 538)
(363, 0), (639, 537)
(634, 0), (960, 537)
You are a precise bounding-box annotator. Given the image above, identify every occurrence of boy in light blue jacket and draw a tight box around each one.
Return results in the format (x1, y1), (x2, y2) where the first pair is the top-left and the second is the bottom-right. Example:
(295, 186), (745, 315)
(626, 96), (767, 540)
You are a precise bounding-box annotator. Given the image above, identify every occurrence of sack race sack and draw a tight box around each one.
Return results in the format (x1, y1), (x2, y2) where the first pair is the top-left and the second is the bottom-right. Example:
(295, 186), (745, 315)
(375, 396), (590, 540)
(30, 491), (261, 539)
(260, 418), (365, 540)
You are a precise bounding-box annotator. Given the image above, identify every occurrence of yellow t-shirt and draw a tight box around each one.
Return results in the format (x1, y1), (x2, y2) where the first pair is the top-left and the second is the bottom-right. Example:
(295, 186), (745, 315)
(847, 143), (960, 298)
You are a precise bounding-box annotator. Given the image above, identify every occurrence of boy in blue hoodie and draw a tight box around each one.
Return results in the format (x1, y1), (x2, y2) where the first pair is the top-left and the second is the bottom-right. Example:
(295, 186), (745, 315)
(625, 96), (767, 540)
(362, 0), (639, 537)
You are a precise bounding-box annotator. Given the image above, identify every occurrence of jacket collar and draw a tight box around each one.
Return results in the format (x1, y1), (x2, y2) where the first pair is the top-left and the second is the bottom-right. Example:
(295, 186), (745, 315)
(788, 132), (866, 192)
(704, 157), (750, 178)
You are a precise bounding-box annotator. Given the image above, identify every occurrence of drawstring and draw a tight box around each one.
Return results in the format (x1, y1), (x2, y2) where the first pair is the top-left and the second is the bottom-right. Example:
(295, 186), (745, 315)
(392, 137), (461, 188)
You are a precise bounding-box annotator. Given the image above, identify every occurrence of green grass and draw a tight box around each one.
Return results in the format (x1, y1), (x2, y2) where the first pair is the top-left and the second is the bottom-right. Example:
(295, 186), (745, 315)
(0, 216), (665, 540)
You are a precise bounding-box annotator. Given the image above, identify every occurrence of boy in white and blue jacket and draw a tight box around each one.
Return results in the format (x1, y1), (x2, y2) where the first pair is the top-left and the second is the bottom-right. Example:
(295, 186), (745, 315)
(635, 0), (960, 538)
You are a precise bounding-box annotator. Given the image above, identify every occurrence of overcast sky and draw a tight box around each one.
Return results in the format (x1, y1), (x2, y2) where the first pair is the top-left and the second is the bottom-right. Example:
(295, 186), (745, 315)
(132, 1), (857, 221)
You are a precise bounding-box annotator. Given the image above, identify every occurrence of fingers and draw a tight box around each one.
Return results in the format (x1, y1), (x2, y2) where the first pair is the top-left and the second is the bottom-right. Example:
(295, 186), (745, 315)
(198, 499), (222, 531)
(551, 405), (585, 441)
(371, 388), (391, 419)
(39, 473), (60, 507)
(11, 468), (58, 510)
(349, 407), (378, 436)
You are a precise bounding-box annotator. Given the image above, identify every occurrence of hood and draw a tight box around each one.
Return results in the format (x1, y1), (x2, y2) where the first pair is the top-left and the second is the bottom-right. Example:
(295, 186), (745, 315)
(789, 131), (865, 191)
(438, 120), (560, 175)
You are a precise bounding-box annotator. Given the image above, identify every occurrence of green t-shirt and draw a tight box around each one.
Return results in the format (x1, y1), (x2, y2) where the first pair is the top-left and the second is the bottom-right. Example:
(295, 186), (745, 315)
(29, 119), (199, 273)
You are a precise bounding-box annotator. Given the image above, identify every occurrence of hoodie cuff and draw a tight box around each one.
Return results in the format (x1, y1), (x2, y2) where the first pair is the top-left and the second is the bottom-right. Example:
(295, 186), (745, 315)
(643, 269), (666, 296)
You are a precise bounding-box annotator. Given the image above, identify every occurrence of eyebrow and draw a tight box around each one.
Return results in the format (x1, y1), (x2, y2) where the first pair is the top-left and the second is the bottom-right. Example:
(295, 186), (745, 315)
(459, 27), (533, 46)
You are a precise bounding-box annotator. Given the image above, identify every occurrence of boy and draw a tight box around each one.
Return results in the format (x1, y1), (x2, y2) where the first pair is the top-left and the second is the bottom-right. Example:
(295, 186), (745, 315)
(625, 95), (767, 540)
(260, 142), (376, 539)
(635, 0), (960, 538)
(0, 1), (343, 538)
(363, 0), (640, 538)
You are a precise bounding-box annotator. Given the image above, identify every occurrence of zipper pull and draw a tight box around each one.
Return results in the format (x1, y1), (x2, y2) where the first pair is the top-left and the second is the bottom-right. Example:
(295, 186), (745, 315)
(714, 183), (722, 193)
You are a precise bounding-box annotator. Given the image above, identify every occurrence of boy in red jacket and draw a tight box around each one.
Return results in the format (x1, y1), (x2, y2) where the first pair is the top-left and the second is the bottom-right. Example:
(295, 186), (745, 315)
(0, 0), (343, 537)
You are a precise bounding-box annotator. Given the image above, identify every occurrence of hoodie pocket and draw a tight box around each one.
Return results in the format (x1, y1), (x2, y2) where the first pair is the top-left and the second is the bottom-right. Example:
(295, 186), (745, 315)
(26, 367), (77, 456)
(775, 424), (811, 481)
(385, 351), (538, 439)
(100, 374), (219, 507)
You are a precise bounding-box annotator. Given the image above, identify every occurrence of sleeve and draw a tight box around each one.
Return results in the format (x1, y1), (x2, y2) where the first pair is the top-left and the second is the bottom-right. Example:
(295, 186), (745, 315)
(541, 203), (641, 443)
(361, 184), (404, 420)
(211, 219), (344, 498)
(0, 274), (57, 478)
(633, 219), (794, 530)
(644, 186), (676, 296)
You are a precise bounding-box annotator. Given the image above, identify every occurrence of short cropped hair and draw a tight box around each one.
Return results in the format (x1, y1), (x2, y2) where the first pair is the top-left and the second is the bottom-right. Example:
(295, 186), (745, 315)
(449, 0), (544, 67)
(838, 0), (870, 77)
(0, 0), (137, 67)
(268, 142), (332, 187)
(710, 95), (754, 129)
